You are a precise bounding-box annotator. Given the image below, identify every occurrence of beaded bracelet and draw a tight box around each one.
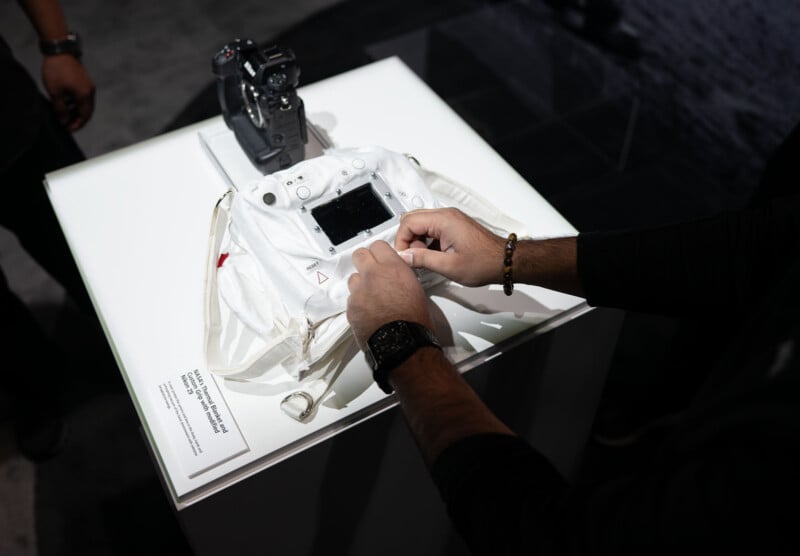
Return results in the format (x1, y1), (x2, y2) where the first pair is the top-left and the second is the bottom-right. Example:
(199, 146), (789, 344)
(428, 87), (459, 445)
(503, 233), (517, 296)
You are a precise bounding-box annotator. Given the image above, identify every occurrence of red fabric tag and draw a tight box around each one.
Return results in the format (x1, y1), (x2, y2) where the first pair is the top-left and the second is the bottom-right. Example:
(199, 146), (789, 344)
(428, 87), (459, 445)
(217, 252), (230, 268)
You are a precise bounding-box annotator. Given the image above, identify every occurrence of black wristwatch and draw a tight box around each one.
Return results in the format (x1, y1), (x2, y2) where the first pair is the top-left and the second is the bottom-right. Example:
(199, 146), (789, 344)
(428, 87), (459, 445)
(39, 32), (82, 59)
(365, 320), (442, 394)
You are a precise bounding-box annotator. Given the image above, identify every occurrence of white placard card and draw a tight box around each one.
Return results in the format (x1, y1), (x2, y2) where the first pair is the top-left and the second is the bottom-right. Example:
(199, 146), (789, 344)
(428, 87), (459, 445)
(150, 368), (248, 478)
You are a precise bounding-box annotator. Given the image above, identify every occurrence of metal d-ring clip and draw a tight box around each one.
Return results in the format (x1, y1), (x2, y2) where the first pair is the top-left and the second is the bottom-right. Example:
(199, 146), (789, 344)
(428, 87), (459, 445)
(281, 391), (315, 420)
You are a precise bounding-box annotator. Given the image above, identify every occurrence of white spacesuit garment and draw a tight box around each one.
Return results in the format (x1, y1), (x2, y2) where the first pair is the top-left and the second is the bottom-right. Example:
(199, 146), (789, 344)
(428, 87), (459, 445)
(203, 146), (528, 421)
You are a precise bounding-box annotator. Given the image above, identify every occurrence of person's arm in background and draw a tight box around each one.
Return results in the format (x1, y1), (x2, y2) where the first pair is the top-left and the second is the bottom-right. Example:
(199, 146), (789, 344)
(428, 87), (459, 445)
(17, 0), (95, 130)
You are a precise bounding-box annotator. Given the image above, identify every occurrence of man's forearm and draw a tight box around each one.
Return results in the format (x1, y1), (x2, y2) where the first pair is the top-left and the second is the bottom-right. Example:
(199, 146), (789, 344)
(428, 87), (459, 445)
(514, 236), (584, 297)
(17, 0), (69, 40)
(388, 347), (514, 466)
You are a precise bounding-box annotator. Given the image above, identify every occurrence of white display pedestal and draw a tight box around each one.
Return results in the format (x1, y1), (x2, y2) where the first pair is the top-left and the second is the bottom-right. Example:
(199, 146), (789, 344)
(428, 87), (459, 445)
(45, 59), (621, 553)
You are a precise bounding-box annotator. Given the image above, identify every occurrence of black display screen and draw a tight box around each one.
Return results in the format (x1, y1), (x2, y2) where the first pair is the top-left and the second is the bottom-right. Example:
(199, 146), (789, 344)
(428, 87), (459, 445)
(312, 183), (392, 245)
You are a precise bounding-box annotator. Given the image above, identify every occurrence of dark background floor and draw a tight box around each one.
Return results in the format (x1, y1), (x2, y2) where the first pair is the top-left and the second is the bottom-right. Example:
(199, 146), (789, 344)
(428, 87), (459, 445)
(1, 0), (800, 554)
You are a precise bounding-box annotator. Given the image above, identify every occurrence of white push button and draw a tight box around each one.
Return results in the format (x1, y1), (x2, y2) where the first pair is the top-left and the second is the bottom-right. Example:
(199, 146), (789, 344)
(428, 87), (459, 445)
(352, 158), (366, 169)
(297, 186), (311, 200)
(412, 195), (424, 208)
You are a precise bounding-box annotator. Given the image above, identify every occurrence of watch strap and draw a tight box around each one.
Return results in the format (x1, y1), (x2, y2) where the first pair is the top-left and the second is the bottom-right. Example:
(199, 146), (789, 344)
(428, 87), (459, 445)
(39, 32), (82, 59)
(366, 320), (441, 394)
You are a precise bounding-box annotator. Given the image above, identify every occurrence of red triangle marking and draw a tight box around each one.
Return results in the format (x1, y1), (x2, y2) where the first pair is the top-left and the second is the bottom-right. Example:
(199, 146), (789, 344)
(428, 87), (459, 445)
(316, 271), (329, 284)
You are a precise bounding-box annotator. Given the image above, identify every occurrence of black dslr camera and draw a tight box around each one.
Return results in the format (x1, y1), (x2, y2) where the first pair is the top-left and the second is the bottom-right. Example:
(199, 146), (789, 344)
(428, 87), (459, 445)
(212, 39), (308, 174)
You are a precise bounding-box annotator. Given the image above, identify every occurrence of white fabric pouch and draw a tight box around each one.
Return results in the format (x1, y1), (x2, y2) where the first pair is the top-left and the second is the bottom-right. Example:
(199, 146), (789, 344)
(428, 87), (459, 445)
(203, 146), (527, 420)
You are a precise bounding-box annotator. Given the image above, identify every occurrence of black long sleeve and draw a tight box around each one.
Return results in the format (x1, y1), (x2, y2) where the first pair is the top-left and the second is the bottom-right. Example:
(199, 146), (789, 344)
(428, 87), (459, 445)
(433, 404), (800, 555)
(432, 193), (800, 555)
(577, 193), (800, 315)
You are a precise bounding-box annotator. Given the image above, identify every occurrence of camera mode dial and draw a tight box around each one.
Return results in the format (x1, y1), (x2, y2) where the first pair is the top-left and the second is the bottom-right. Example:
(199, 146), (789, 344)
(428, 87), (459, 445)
(212, 39), (256, 77)
(267, 72), (288, 91)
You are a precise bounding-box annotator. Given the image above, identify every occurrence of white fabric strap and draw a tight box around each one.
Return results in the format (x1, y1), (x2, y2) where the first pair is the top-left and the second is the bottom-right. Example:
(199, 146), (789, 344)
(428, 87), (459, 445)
(418, 164), (531, 238)
(203, 190), (236, 373)
(279, 338), (355, 421)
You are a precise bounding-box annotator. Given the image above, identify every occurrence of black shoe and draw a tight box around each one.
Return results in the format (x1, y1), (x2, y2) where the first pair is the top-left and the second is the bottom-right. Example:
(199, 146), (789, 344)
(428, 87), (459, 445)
(14, 411), (68, 462)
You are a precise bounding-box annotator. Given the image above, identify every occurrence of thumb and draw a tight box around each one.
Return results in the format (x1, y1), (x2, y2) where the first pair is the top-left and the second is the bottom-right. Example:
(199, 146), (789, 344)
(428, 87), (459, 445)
(400, 247), (455, 278)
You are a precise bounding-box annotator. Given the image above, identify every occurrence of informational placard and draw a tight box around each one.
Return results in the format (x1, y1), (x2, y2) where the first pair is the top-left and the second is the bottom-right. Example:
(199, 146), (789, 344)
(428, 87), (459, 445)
(151, 368), (248, 478)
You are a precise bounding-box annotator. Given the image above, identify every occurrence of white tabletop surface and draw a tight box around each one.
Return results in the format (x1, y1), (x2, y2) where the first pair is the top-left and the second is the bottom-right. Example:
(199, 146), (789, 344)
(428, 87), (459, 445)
(45, 57), (584, 507)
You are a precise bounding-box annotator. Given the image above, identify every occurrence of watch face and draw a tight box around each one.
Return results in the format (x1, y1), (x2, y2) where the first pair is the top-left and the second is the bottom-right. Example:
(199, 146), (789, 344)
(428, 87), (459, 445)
(371, 324), (415, 361)
(366, 321), (441, 393)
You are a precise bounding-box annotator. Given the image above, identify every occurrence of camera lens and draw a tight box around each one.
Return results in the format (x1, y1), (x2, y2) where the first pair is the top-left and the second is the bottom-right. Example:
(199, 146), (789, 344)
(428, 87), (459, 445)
(267, 72), (288, 91)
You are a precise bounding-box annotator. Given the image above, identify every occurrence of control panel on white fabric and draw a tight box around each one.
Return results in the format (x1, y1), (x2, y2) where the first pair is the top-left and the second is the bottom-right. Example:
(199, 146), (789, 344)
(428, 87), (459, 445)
(254, 150), (437, 260)
(299, 173), (405, 254)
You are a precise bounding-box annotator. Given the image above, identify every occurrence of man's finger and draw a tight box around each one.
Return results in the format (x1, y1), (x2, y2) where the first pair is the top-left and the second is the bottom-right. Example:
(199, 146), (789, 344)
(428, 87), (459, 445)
(52, 97), (71, 126)
(72, 94), (94, 131)
(351, 246), (374, 272)
(399, 247), (452, 276)
(369, 240), (402, 264)
(347, 272), (360, 293)
(395, 209), (446, 250)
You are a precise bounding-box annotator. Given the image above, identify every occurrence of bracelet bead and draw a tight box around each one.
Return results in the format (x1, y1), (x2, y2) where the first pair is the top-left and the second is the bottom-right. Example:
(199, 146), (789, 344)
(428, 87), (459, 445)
(502, 233), (517, 296)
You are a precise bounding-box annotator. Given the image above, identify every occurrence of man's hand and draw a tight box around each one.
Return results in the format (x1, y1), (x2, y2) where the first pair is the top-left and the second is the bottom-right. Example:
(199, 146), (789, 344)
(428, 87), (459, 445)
(347, 240), (433, 349)
(42, 54), (95, 130)
(395, 207), (506, 287)
(350, 239), (516, 466)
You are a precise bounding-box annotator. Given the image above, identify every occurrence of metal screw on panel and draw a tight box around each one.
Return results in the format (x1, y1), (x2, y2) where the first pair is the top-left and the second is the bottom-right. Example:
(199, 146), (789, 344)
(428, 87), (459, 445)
(314, 226), (321, 233)
(336, 188), (342, 195)
(329, 246), (336, 254)
(384, 192), (392, 199)
(370, 172), (376, 178)
(300, 205), (307, 213)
